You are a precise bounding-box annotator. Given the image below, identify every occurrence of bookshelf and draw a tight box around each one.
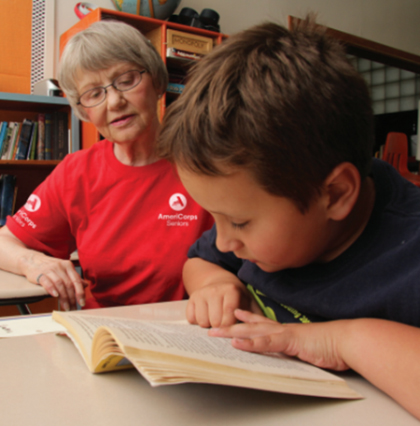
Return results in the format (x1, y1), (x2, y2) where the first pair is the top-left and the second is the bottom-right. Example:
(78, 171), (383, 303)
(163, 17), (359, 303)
(0, 92), (80, 211)
(59, 8), (227, 149)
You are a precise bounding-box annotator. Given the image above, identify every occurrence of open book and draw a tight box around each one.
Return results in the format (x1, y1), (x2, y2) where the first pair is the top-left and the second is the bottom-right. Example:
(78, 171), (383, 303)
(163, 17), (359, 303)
(52, 310), (362, 400)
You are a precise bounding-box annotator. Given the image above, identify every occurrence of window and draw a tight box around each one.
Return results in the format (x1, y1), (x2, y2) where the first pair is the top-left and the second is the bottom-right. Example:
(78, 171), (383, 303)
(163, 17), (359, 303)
(349, 57), (420, 115)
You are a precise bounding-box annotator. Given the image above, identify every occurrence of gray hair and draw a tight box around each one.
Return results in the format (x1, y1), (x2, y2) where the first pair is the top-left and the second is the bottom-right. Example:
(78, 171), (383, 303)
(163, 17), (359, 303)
(58, 20), (168, 121)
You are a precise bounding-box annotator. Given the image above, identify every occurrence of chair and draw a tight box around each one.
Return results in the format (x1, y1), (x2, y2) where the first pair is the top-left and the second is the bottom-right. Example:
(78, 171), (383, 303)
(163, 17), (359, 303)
(0, 270), (50, 315)
(382, 132), (420, 187)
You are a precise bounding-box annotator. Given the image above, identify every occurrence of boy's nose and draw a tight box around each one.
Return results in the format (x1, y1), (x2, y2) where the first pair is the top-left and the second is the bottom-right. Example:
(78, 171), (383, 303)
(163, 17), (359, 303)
(215, 231), (243, 254)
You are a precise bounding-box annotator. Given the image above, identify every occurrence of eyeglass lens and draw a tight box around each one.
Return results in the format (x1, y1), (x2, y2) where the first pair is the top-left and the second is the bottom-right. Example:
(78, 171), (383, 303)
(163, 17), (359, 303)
(79, 70), (144, 108)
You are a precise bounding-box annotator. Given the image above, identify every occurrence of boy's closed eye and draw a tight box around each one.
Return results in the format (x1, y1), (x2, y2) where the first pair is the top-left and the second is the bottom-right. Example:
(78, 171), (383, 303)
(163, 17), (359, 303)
(231, 221), (249, 230)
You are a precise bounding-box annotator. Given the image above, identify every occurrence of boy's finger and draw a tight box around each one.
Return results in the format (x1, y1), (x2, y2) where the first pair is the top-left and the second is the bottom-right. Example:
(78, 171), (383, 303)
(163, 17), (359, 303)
(220, 293), (242, 327)
(194, 300), (212, 328)
(231, 334), (282, 353)
(234, 309), (274, 324)
(208, 301), (225, 328)
(186, 300), (198, 324)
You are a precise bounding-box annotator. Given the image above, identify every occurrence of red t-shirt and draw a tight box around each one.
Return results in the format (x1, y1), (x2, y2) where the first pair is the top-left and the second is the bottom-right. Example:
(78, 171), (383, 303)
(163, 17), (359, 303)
(7, 140), (213, 308)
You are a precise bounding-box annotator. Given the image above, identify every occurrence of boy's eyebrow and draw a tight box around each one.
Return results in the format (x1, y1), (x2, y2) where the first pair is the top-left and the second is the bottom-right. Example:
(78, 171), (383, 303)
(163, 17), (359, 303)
(206, 209), (225, 216)
(207, 210), (248, 220)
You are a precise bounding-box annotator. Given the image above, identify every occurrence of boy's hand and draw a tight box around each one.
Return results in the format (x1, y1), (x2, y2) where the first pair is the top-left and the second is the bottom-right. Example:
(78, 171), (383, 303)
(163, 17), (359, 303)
(186, 283), (263, 328)
(208, 309), (350, 371)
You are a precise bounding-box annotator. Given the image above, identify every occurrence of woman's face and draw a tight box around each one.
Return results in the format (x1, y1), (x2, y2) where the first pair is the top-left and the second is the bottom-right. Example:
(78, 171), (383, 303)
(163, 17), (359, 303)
(75, 62), (160, 145)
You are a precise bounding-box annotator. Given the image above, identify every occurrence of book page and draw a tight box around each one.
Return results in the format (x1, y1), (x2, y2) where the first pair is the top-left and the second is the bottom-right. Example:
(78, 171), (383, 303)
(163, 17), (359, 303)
(0, 314), (66, 338)
(52, 311), (107, 368)
(56, 312), (342, 383)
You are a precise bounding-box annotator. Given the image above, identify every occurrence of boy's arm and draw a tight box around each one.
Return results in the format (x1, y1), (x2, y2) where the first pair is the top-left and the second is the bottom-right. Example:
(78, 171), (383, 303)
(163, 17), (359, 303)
(209, 310), (420, 420)
(183, 257), (262, 327)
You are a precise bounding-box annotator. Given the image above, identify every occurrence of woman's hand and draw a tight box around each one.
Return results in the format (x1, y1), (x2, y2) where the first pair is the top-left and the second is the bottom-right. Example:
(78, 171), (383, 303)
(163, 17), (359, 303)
(22, 252), (88, 311)
(208, 309), (350, 370)
(0, 226), (87, 310)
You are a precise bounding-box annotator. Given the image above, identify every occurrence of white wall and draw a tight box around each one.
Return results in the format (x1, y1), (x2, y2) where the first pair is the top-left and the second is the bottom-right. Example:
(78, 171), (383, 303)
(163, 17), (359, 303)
(171, 0), (420, 55)
(55, 0), (420, 77)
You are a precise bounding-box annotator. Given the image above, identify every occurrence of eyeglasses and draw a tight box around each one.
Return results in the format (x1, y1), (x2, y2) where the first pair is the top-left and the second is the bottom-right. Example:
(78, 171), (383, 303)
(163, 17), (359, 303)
(77, 69), (146, 108)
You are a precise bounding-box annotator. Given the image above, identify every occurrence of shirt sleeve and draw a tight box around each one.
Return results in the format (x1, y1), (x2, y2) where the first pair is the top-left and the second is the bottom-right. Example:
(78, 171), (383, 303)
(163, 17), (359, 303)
(6, 159), (76, 259)
(187, 224), (243, 275)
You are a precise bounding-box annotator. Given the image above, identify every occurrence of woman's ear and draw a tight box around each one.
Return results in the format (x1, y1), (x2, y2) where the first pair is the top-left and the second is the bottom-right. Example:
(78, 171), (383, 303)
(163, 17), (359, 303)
(323, 162), (361, 221)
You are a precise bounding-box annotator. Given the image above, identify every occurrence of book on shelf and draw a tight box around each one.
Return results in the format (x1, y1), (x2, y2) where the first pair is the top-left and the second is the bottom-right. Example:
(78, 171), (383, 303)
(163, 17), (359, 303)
(9, 122), (22, 160)
(15, 119), (34, 160)
(0, 113), (69, 161)
(0, 123), (11, 159)
(0, 174), (17, 226)
(55, 111), (69, 160)
(37, 113), (45, 160)
(167, 82), (185, 94)
(0, 122), (8, 155)
(27, 121), (38, 160)
(44, 113), (53, 160)
(166, 47), (204, 62)
(52, 310), (362, 400)
(1, 122), (17, 160)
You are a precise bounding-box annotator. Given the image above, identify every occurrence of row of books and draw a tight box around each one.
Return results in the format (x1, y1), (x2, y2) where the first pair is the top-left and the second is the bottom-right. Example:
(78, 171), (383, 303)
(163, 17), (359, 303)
(0, 112), (69, 161)
(0, 175), (16, 226)
(165, 29), (212, 97)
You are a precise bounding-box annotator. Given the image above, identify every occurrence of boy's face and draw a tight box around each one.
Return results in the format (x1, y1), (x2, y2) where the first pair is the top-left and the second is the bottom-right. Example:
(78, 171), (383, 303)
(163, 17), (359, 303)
(177, 166), (333, 273)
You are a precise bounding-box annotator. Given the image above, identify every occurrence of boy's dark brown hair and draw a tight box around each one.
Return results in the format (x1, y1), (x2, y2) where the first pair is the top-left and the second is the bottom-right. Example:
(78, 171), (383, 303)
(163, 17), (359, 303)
(157, 18), (374, 212)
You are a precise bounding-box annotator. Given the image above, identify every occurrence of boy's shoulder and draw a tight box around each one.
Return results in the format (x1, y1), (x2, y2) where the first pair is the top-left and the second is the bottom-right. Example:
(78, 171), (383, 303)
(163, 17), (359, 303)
(371, 158), (420, 214)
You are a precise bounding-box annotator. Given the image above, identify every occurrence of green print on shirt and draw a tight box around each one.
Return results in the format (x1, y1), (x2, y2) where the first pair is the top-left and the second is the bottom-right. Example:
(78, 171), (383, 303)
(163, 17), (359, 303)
(246, 284), (277, 321)
(246, 284), (312, 324)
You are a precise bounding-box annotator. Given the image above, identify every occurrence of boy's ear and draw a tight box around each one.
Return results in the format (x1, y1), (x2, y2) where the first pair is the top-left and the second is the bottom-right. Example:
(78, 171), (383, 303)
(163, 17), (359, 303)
(323, 162), (361, 221)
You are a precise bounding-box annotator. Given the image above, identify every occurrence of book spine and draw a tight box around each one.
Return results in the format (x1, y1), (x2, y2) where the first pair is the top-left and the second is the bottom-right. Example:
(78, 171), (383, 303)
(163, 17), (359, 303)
(27, 121), (38, 160)
(15, 119), (33, 160)
(52, 111), (59, 160)
(0, 175), (16, 226)
(56, 112), (69, 160)
(10, 122), (22, 160)
(37, 114), (45, 160)
(167, 82), (185, 94)
(166, 47), (203, 61)
(1, 123), (16, 160)
(0, 122), (8, 155)
(44, 113), (52, 160)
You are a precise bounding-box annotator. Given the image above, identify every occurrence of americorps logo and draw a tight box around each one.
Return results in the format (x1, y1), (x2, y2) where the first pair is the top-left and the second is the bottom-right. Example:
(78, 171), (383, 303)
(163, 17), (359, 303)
(158, 193), (197, 227)
(24, 194), (41, 212)
(169, 193), (187, 211)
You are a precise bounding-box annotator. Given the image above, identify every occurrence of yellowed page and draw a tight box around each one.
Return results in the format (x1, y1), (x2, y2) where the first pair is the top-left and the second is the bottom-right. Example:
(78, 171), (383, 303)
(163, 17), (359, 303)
(52, 310), (130, 372)
(56, 313), (342, 380)
(53, 312), (361, 398)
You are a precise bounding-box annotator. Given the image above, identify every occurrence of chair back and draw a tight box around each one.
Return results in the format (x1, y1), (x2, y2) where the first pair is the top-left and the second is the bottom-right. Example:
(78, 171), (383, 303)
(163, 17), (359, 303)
(382, 132), (410, 174)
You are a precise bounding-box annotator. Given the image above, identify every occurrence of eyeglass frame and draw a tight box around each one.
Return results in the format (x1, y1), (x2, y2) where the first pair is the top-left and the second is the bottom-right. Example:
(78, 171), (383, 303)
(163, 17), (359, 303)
(77, 69), (147, 108)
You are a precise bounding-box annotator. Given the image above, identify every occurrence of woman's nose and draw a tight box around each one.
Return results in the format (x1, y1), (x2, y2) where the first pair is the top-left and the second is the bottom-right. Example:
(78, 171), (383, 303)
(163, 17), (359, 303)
(106, 86), (125, 107)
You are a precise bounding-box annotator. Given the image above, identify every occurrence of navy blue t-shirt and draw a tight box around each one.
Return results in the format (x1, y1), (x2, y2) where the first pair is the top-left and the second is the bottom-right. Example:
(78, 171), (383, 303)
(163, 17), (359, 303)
(188, 159), (420, 326)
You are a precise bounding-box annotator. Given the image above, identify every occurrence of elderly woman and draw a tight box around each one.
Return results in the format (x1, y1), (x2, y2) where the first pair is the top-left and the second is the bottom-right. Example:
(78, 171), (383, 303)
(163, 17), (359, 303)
(0, 20), (213, 310)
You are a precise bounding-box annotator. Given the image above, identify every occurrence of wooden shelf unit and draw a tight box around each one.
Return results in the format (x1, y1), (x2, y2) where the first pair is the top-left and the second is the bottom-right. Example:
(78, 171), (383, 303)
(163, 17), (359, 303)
(59, 8), (227, 149)
(0, 92), (80, 211)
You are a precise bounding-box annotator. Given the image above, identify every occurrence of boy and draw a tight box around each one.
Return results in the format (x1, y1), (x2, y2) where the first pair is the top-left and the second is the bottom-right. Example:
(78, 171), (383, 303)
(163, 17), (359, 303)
(157, 19), (420, 418)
